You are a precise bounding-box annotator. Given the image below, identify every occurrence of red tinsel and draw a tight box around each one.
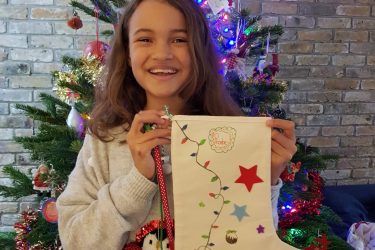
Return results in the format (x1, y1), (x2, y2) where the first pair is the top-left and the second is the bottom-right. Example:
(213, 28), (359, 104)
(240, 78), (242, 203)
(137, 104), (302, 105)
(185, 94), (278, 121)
(228, 0), (233, 7)
(279, 171), (324, 229)
(14, 209), (38, 250)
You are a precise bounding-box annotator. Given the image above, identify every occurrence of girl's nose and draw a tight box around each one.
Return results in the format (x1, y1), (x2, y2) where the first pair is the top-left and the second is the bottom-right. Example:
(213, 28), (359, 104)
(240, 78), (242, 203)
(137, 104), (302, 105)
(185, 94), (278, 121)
(152, 42), (173, 60)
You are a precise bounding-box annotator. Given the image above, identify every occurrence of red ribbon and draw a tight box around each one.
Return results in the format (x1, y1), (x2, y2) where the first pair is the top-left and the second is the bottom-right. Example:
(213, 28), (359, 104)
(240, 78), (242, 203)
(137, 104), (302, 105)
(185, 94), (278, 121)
(153, 145), (174, 250)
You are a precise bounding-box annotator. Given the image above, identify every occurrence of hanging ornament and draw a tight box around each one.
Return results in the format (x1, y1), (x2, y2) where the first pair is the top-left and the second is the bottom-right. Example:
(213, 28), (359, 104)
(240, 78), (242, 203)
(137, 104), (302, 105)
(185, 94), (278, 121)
(227, 52), (238, 70)
(280, 161), (302, 182)
(67, 11), (83, 30)
(32, 164), (51, 192)
(66, 106), (85, 137)
(82, 6), (110, 62)
(255, 54), (267, 73)
(124, 219), (174, 249)
(266, 53), (280, 76)
(41, 198), (58, 223)
(83, 40), (110, 62)
(266, 32), (270, 54)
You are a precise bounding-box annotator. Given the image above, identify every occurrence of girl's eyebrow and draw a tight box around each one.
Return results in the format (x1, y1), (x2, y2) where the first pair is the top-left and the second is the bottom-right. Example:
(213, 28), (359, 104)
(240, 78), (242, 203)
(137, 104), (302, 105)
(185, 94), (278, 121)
(133, 28), (187, 36)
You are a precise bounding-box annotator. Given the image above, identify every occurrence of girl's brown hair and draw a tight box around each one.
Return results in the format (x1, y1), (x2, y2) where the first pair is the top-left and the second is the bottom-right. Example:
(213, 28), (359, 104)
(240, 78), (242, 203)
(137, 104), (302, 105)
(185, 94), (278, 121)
(89, 0), (243, 140)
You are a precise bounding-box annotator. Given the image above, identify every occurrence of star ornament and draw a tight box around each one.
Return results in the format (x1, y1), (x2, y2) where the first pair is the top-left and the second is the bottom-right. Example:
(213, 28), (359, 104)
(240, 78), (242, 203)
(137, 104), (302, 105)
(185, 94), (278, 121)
(235, 165), (264, 192)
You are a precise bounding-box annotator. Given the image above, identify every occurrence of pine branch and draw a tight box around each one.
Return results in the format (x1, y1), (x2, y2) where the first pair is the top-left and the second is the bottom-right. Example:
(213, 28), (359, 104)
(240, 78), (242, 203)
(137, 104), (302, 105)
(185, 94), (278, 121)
(320, 205), (343, 225)
(0, 166), (34, 199)
(327, 235), (353, 250)
(39, 93), (71, 113)
(26, 215), (58, 247)
(61, 55), (84, 69)
(89, 0), (118, 23)
(101, 29), (114, 37)
(0, 232), (16, 250)
(70, 0), (114, 24)
(108, 0), (127, 8)
(15, 104), (66, 125)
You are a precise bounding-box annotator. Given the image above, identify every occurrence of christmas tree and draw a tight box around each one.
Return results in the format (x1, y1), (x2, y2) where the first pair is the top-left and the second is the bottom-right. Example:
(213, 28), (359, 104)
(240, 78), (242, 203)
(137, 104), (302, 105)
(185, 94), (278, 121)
(0, 0), (351, 249)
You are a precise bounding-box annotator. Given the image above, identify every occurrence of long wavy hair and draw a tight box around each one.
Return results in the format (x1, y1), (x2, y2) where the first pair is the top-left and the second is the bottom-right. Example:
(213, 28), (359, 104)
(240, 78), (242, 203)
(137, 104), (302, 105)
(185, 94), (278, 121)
(89, 0), (243, 141)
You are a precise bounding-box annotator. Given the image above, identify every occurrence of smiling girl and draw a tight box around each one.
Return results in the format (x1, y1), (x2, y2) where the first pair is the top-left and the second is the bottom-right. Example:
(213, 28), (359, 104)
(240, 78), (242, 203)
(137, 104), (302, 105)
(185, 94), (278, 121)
(56, 0), (297, 249)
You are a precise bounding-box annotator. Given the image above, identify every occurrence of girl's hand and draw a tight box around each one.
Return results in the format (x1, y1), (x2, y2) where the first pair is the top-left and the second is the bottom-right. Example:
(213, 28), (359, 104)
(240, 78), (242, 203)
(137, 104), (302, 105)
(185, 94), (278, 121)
(127, 110), (171, 180)
(266, 119), (297, 185)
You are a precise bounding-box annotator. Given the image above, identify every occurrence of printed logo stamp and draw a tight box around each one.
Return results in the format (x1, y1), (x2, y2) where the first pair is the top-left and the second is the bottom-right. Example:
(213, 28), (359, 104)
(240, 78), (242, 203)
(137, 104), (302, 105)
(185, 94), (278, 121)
(208, 127), (236, 153)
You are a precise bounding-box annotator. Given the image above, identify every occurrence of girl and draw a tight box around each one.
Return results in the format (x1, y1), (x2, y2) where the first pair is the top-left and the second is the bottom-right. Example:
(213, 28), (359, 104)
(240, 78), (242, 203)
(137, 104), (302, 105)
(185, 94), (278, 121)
(56, 0), (297, 249)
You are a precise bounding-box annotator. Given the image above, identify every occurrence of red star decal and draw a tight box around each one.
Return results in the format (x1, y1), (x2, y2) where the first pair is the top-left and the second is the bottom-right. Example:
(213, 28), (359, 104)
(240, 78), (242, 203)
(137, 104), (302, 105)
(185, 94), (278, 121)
(235, 165), (264, 192)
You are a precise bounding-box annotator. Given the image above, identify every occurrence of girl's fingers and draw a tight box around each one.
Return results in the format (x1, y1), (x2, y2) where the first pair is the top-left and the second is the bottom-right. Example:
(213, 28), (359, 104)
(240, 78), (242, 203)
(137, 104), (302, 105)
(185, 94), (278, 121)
(271, 130), (297, 153)
(141, 138), (171, 153)
(132, 110), (166, 132)
(136, 128), (171, 144)
(271, 140), (294, 163)
(267, 119), (296, 141)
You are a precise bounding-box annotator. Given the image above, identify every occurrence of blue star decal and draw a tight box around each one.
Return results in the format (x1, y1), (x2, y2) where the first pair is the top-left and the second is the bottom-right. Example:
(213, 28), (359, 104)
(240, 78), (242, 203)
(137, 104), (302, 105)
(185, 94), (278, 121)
(230, 204), (249, 222)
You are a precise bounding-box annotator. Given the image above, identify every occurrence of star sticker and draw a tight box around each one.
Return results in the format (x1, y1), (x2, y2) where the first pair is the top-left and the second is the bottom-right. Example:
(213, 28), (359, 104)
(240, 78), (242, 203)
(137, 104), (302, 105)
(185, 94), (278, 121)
(235, 165), (263, 192)
(230, 204), (249, 222)
(256, 224), (265, 234)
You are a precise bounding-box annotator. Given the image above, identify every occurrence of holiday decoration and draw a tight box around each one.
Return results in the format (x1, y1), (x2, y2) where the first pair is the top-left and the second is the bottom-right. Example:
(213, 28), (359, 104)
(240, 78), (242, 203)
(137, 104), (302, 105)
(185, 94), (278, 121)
(124, 219), (173, 250)
(0, 0), (351, 249)
(171, 116), (296, 249)
(83, 40), (110, 61)
(67, 11), (83, 30)
(14, 209), (39, 250)
(280, 161), (302, 182)
(32, 164), (51, 192)
(66, 106), (85, 136)
(41, 198), (58, 224)
(144, 122), (174, 250)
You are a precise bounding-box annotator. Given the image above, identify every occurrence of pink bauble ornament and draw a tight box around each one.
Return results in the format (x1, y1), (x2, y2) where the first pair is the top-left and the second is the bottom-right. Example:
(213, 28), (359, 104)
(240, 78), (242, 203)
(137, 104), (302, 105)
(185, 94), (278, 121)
(83, 40), (110, 62)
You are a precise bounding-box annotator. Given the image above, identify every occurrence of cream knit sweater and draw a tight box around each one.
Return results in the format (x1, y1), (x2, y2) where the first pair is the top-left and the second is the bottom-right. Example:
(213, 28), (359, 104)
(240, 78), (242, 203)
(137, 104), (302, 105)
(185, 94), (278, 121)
(56, 128), (282, 250)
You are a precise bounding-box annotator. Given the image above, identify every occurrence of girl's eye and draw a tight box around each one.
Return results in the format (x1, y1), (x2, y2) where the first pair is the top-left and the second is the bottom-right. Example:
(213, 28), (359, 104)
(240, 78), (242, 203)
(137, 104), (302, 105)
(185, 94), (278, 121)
(138, 38), (151, 43)
(173, 38), (187, 43)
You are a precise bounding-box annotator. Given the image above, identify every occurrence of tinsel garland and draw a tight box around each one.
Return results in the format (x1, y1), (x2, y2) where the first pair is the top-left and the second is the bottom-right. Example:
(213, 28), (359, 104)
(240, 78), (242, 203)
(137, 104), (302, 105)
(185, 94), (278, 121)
(279, 171), (324, 229)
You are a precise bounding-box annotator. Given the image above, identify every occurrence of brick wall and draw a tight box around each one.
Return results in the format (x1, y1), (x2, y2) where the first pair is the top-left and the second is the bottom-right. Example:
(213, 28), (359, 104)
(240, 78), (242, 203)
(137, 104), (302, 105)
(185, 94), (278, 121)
(244, 0), (375, 186)
(0, 0), (113, 231)
(0, 0), (374, 231)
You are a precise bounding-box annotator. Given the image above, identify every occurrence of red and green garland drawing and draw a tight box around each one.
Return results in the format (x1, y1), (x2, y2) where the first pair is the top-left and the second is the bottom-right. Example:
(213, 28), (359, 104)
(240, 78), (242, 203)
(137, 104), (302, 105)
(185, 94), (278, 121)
(174, 120), (267, 249)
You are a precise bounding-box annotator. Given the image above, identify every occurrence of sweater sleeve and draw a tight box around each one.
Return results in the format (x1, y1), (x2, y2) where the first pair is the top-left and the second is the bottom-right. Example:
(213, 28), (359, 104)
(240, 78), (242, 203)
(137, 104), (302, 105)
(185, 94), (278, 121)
(56, 134), (158, 250)
(271, 178), (283, 229)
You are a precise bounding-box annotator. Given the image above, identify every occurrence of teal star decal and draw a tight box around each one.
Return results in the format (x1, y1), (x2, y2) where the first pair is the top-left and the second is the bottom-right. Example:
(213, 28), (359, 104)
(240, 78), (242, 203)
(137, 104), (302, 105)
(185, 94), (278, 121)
(230, 204), (249, 222)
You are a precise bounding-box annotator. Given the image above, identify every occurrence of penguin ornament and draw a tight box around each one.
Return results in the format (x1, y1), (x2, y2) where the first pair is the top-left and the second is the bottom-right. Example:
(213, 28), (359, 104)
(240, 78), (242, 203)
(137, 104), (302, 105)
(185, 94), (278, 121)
(124, 220), (173, 250)
(141, 229), (170, 250)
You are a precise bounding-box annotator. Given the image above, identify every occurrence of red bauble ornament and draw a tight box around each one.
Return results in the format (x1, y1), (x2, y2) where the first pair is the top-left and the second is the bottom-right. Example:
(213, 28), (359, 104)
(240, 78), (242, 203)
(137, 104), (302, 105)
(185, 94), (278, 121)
(83, 40), (110, 62)
(67, 12), (83, 30)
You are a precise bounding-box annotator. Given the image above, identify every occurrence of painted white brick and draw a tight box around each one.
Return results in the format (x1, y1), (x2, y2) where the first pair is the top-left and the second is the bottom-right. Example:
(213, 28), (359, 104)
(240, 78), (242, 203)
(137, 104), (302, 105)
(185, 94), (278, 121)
(10, 48), (53, 62)
(31, 35), (73, 49)
(9, 75), (52, 88)
(0, 34), (27, 48)
(9, 21), (52, 34)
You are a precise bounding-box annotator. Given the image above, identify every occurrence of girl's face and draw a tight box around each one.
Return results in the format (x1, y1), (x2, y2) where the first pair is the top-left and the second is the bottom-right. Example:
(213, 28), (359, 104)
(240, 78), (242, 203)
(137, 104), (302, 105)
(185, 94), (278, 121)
(128, 0), (192, 109)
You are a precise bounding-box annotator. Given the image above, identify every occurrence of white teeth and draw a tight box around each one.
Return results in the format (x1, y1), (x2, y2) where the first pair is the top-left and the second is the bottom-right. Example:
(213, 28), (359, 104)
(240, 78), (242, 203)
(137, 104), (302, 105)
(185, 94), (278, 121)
(149, 68), (177, 74)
